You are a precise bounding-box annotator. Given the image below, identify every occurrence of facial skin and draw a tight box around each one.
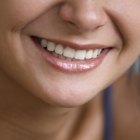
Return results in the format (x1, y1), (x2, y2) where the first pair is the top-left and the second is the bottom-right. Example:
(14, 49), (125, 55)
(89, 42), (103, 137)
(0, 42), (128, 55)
(0, 0), (140, 107)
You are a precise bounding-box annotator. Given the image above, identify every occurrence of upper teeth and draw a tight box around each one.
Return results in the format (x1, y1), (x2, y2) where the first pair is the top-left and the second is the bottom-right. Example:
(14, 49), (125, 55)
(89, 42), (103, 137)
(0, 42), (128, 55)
(41, 39), (102, 60)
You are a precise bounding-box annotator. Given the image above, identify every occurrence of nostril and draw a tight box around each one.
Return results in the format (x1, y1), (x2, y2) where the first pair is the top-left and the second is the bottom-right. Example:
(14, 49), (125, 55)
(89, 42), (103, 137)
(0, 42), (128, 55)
(59, 3), (73, 21)
(68, 21), (75, 26)
(59, 1), (107, 32)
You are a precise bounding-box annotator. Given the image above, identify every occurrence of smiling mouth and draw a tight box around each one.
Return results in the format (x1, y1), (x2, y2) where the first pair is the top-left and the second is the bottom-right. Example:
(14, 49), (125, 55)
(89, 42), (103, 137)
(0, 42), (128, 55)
(30, 36), (112, 72)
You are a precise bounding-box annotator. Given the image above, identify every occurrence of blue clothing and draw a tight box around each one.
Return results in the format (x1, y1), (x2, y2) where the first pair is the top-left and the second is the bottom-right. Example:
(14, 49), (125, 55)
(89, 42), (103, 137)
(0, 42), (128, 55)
(103, 87), (113, 140)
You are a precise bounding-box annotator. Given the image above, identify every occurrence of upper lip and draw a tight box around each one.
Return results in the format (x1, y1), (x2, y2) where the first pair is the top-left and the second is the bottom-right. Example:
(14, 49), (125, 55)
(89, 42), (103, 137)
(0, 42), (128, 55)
(32, 35), (110, 50)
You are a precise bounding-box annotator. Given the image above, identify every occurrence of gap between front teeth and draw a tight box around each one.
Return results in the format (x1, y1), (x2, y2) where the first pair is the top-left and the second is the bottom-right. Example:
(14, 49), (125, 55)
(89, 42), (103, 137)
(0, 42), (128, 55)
(41, 39), (102, 60)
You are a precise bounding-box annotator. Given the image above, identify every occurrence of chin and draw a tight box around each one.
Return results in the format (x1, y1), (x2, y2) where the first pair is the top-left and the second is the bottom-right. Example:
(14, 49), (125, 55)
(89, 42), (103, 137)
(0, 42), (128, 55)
(31, 84), (99, 108)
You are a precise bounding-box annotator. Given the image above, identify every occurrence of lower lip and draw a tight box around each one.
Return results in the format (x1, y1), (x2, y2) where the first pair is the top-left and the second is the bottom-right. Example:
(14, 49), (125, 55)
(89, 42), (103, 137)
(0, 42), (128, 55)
(33, 39), (110, 72)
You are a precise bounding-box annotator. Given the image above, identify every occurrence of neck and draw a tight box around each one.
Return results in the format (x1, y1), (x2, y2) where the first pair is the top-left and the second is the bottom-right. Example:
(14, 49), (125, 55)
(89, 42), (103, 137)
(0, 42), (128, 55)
(0, 70), (80, 140)
(113, 73), (140, 140)
(0, 70), (104, 140)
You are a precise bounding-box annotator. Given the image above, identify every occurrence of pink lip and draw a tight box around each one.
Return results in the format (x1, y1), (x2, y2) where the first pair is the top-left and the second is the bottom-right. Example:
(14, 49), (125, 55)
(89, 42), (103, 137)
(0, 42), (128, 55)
(43, 50), (109, 72)
(31, 37), (111, 72)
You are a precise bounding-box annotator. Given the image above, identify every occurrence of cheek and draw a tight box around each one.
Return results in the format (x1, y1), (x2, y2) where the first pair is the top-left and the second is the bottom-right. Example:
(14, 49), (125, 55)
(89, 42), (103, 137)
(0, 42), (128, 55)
(104, 0), (140, 75)
(107, 0), (140, 36)
(0, 0), (55, 30)
(106, 0), (140, 51)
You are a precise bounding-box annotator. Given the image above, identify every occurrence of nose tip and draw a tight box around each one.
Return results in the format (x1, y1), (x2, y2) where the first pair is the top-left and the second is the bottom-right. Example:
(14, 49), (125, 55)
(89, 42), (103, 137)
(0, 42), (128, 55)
(59, 0), (107, 32)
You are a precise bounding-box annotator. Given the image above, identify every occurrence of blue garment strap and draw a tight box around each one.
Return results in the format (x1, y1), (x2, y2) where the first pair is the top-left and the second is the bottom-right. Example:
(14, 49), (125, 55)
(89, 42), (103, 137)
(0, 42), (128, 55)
(103, 86), (113, 140)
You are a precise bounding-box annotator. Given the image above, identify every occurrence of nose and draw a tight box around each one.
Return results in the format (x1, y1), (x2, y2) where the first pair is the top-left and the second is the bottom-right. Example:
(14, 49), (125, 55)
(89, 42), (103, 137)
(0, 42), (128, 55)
(59, 0), (107, 32)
